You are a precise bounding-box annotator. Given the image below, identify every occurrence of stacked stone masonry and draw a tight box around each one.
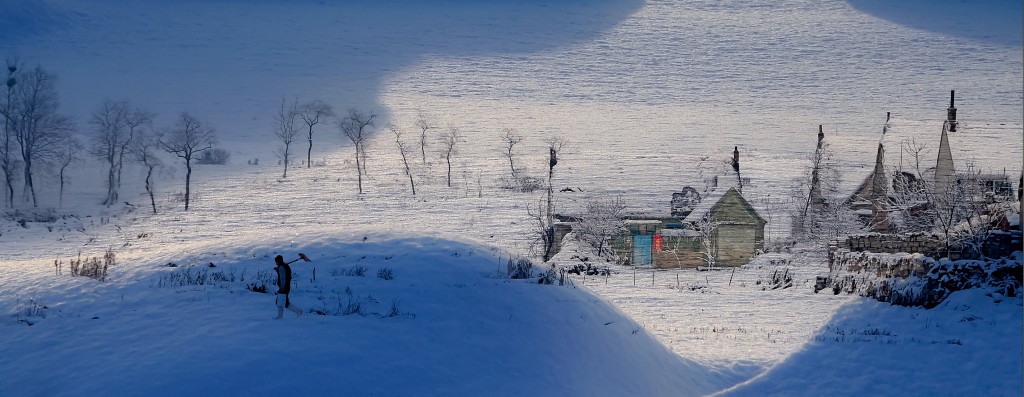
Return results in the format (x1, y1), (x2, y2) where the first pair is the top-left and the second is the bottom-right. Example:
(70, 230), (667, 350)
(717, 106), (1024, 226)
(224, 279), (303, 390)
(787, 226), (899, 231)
(833, 233), (945, 256)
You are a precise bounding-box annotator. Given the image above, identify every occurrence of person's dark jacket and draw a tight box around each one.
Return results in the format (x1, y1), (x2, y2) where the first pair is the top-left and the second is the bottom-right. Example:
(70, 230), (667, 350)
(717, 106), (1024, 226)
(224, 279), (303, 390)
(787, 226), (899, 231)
(276, 263), (292, 294)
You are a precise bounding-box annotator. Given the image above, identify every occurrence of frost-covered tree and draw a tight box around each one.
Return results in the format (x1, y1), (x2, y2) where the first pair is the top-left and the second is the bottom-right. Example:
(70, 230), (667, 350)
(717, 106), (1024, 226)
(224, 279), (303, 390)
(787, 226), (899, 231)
(10, 66), (73, 207)
(53, 135), (82, 208)
(574, 196), (626, 256)
(933, 163), (1011, 258)
(131, 132), (164, 214)
(888, 138), (933, 233)
(338, 109), (375, 194)
(414, 113), (433, 165)
(694, 214), (720, 268)
(273, 98), (300, 178)
(0, 61), (20, 207)
(527, 198), (559, 262)
(298, 99), (333, 168)
(160, 112), (216, 210)
(389, 125), (416, 196)
(439, 126), (460, 188)
(90, 101), (149, 206)
(790, 127), (858, 242)
(545, 137), (564, 226)
(500, 128), (522, 179)
(889, 137), (1005, 257)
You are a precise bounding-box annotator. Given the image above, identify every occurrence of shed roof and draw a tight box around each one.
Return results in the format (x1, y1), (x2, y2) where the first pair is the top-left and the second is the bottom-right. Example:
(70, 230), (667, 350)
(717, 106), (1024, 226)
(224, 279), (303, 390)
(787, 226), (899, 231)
(681, 186), (766, 226)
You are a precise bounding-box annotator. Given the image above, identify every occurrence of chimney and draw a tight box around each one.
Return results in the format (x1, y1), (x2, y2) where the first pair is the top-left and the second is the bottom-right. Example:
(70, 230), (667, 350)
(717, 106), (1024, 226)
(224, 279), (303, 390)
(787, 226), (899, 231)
(946, 90), (958, 132)
(732, 146), (742, 193)
(732, 146), (740, 172)
(871, 143), (888, 232)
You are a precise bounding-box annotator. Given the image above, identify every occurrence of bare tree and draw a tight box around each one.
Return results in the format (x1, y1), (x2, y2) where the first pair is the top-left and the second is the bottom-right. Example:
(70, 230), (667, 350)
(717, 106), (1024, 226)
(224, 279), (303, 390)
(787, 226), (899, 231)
(439, 126), (460, 187)
(131, 132), (164, 214)
(160, 112), (216, 210)
(299, 99), (333, 168)
(387, 124), (415, 194)
(500, 128), (522, 179)
(527, 199), (559, 262)
(760, 194), (779, 246)
(889, 137), (1011, 257)
(273, 98), (301, 178)
(89, 100), (130, 206)
(121, 108), (152, 189)
(888, 138), (934, 233)
(10, 66), (73, 207)
(1, 60), (20, 207)
(526, 138), (566, 262)
(798, 127), (829, 223)
(574, 196), (626, 256)
(892, 136), (965, 254)
(414, 113), (433, 165)
(950, 165), (1001, 257)
(693, 214), (720, 268)
(338, 109), (376, 194)
(789, 128), (856, 241)
(545, 137), (564, 227)
(932, 162), (1009, 258)
(53, 135), (82, 208)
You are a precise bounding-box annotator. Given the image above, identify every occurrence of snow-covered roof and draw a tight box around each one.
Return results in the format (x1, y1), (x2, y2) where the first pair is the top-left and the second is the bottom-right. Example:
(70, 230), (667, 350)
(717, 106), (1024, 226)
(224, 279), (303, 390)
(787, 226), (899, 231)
(681, 189), (726, 223)
(680, 183), (764, 225)
(624, 219), (663, 225)
(661, 228), (700, 237)
(1005, 210), (1021, 227)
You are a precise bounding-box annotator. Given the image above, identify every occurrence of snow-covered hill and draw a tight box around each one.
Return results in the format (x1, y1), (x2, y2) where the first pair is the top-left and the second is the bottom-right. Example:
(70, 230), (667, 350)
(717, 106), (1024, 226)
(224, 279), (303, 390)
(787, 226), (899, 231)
(1, 0), (1021, 395)
(2, 232), (755, 396)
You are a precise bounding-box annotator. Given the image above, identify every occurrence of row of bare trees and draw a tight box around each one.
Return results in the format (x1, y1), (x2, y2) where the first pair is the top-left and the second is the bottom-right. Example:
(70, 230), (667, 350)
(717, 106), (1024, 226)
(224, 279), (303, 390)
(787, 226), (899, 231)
(273, 98), (337, 179)
(1, 63), (75, 208)
(0, 61), (221, 212)
(272, 99), (469, 195)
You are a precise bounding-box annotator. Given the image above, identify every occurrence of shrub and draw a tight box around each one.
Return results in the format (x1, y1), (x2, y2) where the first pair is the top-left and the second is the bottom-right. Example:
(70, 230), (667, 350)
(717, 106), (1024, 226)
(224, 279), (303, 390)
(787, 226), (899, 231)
(537, 264), (558, 285)
(68, 249), (115, 282)
(377, 268), (394, 280)
(756, 267), (793, 291)
(331, 265), (367, 277)
(195, 148), (231, 165)
(385, 299), (408, 318)
(506, 257), (534, 279)
(498, 175), (542, 193)
(15, 297), (47, 326)
(155, 266), (273, 289)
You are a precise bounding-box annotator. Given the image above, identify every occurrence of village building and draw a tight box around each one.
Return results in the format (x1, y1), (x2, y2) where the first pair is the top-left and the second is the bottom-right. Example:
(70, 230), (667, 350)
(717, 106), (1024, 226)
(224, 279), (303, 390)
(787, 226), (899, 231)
(847, 142), (889, 231)
(844, 90), (962, 233)
(832, 90), (1022, 260)
(611, 149), (766, 268)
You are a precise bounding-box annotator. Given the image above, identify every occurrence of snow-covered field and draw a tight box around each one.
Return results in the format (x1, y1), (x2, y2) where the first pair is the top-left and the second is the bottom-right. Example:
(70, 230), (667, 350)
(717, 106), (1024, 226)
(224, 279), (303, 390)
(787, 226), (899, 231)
(1, 0), (1021, 395)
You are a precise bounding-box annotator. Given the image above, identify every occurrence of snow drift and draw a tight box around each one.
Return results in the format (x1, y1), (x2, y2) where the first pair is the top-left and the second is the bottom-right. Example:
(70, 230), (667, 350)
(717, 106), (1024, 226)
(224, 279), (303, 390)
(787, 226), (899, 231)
(1, 232), (750, 396)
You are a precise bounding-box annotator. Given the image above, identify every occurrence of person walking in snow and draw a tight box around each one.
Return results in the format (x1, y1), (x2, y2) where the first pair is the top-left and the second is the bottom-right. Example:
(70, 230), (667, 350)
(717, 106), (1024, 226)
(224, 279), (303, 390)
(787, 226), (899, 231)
(273, 255), (304, 319)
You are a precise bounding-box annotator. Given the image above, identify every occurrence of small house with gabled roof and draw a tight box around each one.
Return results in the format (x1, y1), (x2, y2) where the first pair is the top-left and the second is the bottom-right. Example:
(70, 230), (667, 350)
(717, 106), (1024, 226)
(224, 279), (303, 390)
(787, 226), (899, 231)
(678, 186), (767, 267)
(612, 159), (766, 268)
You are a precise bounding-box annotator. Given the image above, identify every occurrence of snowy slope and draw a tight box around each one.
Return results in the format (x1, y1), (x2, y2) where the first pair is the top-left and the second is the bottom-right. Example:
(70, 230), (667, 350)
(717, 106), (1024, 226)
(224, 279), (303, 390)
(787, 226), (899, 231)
(1, 0), (1021, 396)
(717, 288), (1023, 396)
(2, 232), (752, 396)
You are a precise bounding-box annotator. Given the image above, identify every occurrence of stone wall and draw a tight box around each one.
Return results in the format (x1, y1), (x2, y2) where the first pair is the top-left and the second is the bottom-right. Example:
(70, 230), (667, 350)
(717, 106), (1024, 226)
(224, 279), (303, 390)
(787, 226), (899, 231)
(833, 233), (945, 256)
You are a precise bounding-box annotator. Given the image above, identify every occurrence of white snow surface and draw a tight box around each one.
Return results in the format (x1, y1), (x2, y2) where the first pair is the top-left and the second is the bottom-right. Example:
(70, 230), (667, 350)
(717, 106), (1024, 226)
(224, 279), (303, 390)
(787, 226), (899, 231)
(1, 0), (1022, 396)
(2, 233), (753, 396)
